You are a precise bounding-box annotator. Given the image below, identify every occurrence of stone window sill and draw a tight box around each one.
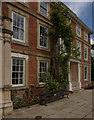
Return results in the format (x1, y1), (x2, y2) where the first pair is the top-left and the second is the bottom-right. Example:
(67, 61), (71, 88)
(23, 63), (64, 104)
(11, 40), (29, 47)
(11, 86), (27, 90)
(37, 12), (50, 20)
(37, 47), (50, 52)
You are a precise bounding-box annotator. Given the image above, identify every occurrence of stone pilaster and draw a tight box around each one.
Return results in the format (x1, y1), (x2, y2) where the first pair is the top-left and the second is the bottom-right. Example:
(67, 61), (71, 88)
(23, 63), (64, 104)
(0, 16), (13, 117)
(68, 61), (72, 91)
(0, 27), (4, 119)
(78, 63), (81, 89)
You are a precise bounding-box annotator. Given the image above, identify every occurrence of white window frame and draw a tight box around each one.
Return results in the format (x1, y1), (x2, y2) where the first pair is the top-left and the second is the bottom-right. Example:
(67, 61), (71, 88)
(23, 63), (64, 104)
(84, 45), (88, 61)
(84, 31), (88, 41)
(39, 24), (48, 49)
(84, 66), (88, 81)
(76, 41), (81, 59)
(76, 24), (81, 37)
(11, 53), (28, 87)
(40, 1), (48, 16)
(39, 61), (48, 83)
(12, 11), (25, 43)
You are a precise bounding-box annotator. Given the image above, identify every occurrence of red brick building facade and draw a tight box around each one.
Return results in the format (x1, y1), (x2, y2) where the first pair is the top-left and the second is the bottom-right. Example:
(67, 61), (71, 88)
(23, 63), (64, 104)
(2, 1), (93, 95)
(0, 1), (93, 116)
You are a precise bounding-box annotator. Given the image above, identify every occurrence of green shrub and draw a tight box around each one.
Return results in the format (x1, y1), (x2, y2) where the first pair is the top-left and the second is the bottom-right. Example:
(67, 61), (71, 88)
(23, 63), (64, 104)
(91, 81), (94, 84)
(41, 72), (63, 92)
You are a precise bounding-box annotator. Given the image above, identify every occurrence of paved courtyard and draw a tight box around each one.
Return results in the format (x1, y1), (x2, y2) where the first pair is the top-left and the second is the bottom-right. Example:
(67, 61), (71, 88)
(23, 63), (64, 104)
(4, 89), (93, 118)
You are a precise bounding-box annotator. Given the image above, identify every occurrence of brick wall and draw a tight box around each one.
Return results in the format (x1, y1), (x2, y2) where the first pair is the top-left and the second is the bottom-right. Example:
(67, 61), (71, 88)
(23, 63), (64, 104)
(2, 2), (92, 95)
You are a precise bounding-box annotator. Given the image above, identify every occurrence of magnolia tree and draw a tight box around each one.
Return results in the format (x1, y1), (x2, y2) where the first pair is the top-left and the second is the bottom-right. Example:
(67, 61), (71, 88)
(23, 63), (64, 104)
(41, 3), (79, 92)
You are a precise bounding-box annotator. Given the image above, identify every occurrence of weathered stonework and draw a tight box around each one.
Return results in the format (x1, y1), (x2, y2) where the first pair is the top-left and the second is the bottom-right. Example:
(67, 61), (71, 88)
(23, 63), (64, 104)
(0, 16), (13, 117)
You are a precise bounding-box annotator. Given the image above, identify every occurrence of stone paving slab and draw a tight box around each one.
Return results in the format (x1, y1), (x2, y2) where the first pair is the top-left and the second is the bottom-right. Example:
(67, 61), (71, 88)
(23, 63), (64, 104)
(4, 89), (93, 119)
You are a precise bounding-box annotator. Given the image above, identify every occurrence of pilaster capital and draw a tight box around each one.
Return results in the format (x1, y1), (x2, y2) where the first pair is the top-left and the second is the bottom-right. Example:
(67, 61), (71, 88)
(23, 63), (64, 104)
(2, 16), (12, 22)
(2, 16), (13, 36)
(2, 28), (13, 35)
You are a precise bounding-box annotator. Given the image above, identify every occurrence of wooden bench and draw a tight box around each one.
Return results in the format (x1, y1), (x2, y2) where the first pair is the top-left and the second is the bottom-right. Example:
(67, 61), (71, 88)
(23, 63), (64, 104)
(39, 89), (68, 105)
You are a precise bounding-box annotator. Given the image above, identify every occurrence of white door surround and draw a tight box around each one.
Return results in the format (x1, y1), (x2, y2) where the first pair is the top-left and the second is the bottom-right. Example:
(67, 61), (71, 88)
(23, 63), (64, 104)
(68, 59), (81, 91)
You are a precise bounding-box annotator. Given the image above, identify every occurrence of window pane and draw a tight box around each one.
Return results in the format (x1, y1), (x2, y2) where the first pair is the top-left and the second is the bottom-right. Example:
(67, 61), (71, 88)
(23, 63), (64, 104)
(19, 79), (23, 84)
(21, 17), (24, 28)
(40, 2), (48, 16)
(13, 27), (17, 39)
(13, 12), (24, 42)
(13, 13), (17, 26)
(17, 60), (19, 65)
(20, 60), (23, 65)
(20, 29), (24, 40)
(13, 59), (16, 65)
(77, 42), (81, 58)
(12, 58), (25, 85)
(77, 25), (81, 36)
(17, 28), (19, 39)
(16, 79), (18, 84)
(84, 67), (88, 81)
(12, 73), (15, 78)
(20, 73), (23, 77)
(20, 66), (23, 71)
(17, 16), (20, 27)
(84, 46), (88, 59)
(13, 19), (16, 26)
(39, 61), (48, 82)
(12, 79), (16, 84)
(40, 25), (48, 48)
(84, 32), (87, 40)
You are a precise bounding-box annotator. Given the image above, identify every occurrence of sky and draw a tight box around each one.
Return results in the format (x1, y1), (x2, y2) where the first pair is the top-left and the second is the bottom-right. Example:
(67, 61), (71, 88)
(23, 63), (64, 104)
(63, 2), (94, 44)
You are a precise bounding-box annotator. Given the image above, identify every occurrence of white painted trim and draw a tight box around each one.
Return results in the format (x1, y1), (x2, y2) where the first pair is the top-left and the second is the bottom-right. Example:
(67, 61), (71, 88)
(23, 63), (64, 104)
(11, 53), (29, 60)
(69, 61), (82, 90)
(70, 59), (81, 63)
(39, 82), (45, 85)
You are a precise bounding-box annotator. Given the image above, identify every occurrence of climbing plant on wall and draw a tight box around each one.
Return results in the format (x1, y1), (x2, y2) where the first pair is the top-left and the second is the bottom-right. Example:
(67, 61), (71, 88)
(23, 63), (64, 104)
(49, 2), (78, 83)
(41, 2), (79, 92)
